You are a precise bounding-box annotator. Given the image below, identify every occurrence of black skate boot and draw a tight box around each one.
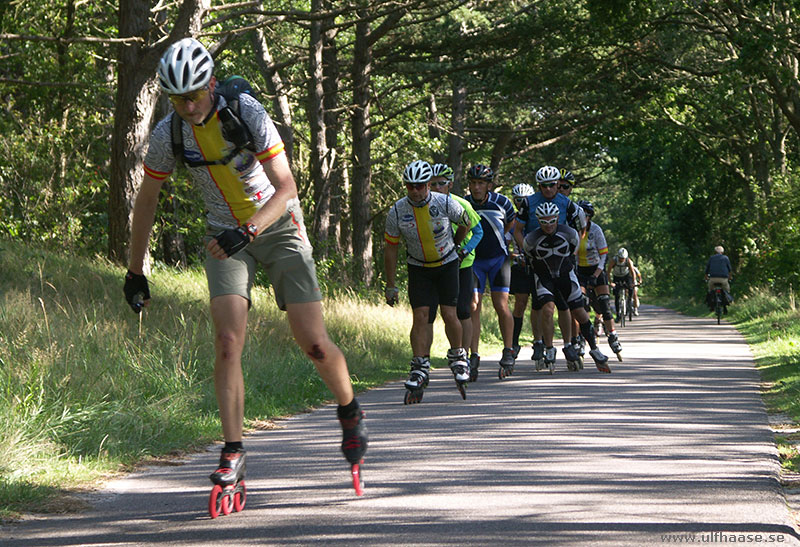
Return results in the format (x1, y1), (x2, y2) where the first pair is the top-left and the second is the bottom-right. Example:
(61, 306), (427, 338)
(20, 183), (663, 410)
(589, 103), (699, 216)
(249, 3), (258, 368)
(448, 348), (470, 400)
(532, 340), (546, 371)
(543, 346), (556, 374)
(498, 347), (515, 379)
(564, 344), (581, 372)
(404, 357), (430, 404)
(338, 401), (368, 496)
(468, 353), (480, 382)
(208, 448), (247, 518)
(589, 348), (611, 373)
(607, 331), (623, 361)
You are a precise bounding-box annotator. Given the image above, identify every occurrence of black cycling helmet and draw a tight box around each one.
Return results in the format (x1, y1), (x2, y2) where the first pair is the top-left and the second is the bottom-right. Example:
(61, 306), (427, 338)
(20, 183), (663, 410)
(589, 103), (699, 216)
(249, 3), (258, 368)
(467, 164), (493, 183)
(577, 199), (595, 218)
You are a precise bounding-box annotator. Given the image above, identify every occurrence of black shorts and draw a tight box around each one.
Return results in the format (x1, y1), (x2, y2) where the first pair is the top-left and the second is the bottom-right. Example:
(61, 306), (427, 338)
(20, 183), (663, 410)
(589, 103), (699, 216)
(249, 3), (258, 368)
(429, 265), (475, 322)
(613, 274), (634, 292)
(409, 260), (460, 310)
(576, 265), (608, 288)
(510, 263), (531, 295)
(533, 270), (584, 312)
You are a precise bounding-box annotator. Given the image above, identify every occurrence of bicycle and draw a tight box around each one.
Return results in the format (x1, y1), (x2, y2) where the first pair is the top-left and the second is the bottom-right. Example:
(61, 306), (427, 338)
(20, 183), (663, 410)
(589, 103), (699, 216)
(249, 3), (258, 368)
(710, 282), (726, 324)
(613, 282), (634, 327)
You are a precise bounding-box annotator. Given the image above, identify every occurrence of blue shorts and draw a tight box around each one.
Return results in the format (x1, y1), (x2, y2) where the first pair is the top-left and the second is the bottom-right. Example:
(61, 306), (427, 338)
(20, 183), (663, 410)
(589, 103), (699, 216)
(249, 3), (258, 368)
(472, 255), (511, 294)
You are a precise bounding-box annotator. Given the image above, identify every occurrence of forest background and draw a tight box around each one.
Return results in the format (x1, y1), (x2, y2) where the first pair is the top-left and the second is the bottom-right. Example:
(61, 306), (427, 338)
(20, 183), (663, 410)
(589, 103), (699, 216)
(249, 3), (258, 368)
(3, 0), (800, 296)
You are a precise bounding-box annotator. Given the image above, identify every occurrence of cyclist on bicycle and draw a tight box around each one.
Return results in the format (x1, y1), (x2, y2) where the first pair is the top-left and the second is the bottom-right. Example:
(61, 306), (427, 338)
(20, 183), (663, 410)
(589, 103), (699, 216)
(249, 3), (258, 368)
(575, 200), (622, 357)
(607, 247), (636, 322)
(523, 202), (610, 372)
(705, 245), (733, 312)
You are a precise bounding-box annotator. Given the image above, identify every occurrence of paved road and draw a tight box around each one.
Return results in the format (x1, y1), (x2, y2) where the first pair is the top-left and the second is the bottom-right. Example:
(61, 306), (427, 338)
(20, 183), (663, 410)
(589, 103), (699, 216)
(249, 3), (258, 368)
(3, 306), (799, 546)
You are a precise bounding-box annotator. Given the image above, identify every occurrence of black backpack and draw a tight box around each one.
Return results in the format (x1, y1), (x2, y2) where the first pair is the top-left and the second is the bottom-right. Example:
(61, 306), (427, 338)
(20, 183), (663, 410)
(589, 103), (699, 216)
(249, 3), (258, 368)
(170, 76), (257, 167)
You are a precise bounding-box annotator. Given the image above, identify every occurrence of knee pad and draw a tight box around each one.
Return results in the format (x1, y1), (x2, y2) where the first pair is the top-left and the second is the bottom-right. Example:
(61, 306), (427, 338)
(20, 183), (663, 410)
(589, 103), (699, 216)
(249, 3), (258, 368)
(597, 294), (613, 321)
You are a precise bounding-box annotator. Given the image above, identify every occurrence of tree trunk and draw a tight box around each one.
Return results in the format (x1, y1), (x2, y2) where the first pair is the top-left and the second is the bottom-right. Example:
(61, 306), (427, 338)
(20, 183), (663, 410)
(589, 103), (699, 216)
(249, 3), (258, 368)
(107, 0), (206, 264)
(448, 81), (467, 195)
(307, 0), (334, 256)
(252, 28), (295, 165)
(427, 93), (445, 164)
(323, 18), (344, 256)
(350, 8), (375, 285)
(490, 127), (513, 187)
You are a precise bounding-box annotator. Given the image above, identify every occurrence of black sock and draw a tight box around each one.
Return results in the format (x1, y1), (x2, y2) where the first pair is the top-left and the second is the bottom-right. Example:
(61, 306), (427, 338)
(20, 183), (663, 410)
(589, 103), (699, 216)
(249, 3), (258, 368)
(224, 441), (243, 452)
(337, 398), (359, 419)
(512, 316), (522, 345)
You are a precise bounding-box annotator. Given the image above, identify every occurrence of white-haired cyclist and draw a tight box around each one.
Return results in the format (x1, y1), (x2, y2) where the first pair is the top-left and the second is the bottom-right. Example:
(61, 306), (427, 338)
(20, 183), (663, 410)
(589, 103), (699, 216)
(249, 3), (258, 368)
(522, 202), (610, 373)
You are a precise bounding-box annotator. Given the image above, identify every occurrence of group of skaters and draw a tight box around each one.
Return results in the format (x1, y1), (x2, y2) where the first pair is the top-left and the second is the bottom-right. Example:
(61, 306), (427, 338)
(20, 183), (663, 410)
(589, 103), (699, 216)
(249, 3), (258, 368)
(384, 160), (645, 403)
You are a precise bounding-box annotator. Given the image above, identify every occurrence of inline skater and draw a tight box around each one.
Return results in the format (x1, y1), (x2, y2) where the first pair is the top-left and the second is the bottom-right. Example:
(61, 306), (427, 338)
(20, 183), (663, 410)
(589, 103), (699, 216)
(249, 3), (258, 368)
(558, 170), (575, 198)
(124, 38), (368, 506)
(426, 163), (484, 379)
(384, 160), (472, 403)
(607, 248), (636, 321)
(575, 200), (622, 359)
(509, 183), (536, 359)
(523, 202), (610, 373)
(705, 245), (733, 313)
(464, 164), (517, 380)
(513, 166), (584, 364)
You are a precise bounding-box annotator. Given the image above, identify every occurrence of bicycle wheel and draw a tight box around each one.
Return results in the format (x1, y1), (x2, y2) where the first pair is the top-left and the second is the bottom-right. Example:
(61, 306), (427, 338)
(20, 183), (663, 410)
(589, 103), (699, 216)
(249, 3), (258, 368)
(627, 292), (634, 322)
(619, 290), (627, 327)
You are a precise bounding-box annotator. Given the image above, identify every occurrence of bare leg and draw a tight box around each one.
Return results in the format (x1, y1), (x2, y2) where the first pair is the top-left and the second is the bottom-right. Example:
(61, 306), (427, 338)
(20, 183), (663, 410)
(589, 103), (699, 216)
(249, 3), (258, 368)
(287, 300), (355, 405)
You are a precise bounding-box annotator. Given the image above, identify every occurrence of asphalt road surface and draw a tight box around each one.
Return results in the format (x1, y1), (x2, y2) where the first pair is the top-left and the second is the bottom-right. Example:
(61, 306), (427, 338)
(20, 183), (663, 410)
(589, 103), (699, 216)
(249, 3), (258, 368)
(3, 305), (799, 546)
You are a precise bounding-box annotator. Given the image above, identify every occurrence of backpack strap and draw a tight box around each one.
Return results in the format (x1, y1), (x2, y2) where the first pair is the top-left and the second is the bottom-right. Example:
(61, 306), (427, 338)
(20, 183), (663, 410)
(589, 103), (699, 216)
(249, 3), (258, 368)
(171, 92), (256, 168)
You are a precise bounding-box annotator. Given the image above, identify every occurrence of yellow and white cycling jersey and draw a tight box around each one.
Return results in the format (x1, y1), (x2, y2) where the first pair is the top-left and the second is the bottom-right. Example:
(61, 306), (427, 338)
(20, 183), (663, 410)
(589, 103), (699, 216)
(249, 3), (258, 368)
(143, 93), (285, 230)
(577, 222), (609, 268)
(384, 193), (470, 268)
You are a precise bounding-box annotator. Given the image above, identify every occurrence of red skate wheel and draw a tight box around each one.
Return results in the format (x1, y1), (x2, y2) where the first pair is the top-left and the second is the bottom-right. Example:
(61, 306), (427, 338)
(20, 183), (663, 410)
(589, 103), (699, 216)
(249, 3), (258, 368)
(209, 484), (224, 519)
(221, 487), (233, 515)
(233, 481), (247, 512)
(352, 462), (364, 496)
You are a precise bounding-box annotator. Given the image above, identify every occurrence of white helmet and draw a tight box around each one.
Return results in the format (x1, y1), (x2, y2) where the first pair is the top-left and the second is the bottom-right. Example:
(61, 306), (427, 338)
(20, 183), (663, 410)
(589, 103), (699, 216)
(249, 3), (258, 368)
(431, 163), (454, 181)
(618, 248), (628, 259)
(535, 201), (560, 219)
(512, 183), (535, 198)
(536, 165), (561, 184)
(402, 160), (433, 184)
(157, 38), (214, 94)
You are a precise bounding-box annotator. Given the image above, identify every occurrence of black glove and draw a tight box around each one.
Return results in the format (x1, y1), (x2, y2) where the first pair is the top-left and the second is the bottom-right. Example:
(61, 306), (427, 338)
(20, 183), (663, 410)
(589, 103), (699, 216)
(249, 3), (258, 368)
(587, 275), (598, 288)
(385, 287), (399, 307)
(213, 226), (251, 257)
(457, 248), (469, 262)
(123, 270), (150, 313)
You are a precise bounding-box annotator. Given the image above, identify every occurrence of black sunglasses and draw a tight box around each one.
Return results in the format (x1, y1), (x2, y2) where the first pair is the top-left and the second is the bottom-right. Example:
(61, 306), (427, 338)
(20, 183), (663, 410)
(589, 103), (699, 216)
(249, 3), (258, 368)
(559, 184), (571, 190)
(539, 182), (557, 188)
(405, 182), (427, 189)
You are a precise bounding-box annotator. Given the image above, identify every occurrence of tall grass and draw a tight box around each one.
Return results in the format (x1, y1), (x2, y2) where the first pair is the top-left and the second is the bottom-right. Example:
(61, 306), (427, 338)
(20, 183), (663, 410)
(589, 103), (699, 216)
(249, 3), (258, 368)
(0, 239), (504, 519)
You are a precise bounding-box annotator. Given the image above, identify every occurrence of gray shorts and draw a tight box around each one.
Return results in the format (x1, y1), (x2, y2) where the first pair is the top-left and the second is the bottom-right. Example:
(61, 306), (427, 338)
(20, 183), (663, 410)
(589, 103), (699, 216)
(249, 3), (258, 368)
(205, 204), (322, 310)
